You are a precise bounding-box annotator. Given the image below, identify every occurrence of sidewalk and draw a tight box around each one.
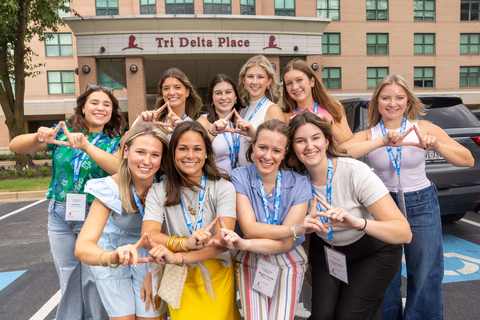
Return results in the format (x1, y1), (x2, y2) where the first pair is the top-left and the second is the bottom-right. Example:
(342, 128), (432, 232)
(0, 190), (47, 202)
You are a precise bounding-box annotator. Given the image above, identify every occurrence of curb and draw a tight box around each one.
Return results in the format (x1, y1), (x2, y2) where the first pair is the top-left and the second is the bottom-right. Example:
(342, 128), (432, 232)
(0, 190), (47, 202)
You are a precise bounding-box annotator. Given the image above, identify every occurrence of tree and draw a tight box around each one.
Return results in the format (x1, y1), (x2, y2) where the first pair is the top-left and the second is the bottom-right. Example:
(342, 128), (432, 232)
(0, 0), (72, 166)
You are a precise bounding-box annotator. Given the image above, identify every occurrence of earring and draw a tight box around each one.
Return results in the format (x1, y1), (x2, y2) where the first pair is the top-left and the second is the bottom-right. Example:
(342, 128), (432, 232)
(124, 156), (127, 159)
(205, 155), (208, 159)
(326, 146), (329, 151)
(267, 85), (269, 90)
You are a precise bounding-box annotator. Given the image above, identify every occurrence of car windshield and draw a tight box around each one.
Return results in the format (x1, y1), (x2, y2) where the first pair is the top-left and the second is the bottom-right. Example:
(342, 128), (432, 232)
(419, 105), (480, 129)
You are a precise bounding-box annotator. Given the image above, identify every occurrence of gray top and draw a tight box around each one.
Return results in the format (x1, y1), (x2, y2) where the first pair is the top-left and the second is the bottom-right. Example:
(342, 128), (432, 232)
(308, 157), (388, 246)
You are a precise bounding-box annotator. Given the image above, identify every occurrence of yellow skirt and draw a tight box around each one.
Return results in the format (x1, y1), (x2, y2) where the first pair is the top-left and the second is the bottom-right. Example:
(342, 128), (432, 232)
(168, 258), (242, 320)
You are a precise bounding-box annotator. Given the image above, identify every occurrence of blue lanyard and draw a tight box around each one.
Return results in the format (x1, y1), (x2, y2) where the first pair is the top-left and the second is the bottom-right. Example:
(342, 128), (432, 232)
(308, 157), (333, 239)
(380, 117), (407, 177)
(131, 176), (156, 217)
(257, 170), (282, 225)
(222, 121), (237, 170)
(167, 113), (187, 140)
(180, 172), (206, 234)
(73, 132), (103, 182)
(296, 102), (318, 115)
(243, 95), (267, 122)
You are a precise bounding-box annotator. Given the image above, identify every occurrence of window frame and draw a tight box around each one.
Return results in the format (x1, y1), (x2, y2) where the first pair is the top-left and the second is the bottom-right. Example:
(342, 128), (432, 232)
(203, 0), (232, 14)
(47, 71), (76, 95)
(460, 33), (480, 54)
(414, 67), (435, 88)
(367, 67), (389, 89)
(275, 0), (295, 16)
(317, 0), (340, 20)
(414, 33), (435, 55)
(57, 0), (71, 18)
(322, 33), (341, 55)
(414, 0), (435, 21)
(461, 0), (480, 21)
(460, 66), (480, 87)
(240, 0), (255, 15)
(166, 0), (194, 14)
(140, 0), (156, 14)
(96, 0), (119, 16)
(44, 33), (73, 57)
(97, 58), (127, 90)
(366, 33), (389, 55)
(366, 0), (388, 21)
(322, 67), (342, 89)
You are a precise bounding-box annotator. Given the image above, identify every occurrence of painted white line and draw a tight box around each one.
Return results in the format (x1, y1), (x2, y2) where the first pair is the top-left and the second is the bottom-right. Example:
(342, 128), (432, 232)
(460, 218), (480, 228)
(0, 199), (47, 221)
(29, 289), (61, 320)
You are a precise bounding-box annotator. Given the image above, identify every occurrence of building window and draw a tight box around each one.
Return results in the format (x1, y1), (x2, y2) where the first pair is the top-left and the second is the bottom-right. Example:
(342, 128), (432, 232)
(367, 67), (389, 88)
(414, 67), (435, 88)
(166, 0), (194, 14)
(367, 33), (388, 55)
(461, 0), (480, 21)
(322, 33), (341, 55)
(460, 66), (479, 87)
(275, 0), (295, 16)
(460, 34), (480, 54)
(366, 0), (388, 20)
(240, 0), (255, 14)
(140, 0), (156, 13)
(47, 71), (75, 94)
(0, 76), (15, 95)
(45, 33), (73, 57)
(414, 0), (435, 21)
(317, 0), (340, 20)
(414, 34), (435, 54)
(322, 67), (341, 89)
(57, 1), (70, 18)
(204, 0), (231, 14)
(96, 0), (119, 15)
(97, 59), (126, 90)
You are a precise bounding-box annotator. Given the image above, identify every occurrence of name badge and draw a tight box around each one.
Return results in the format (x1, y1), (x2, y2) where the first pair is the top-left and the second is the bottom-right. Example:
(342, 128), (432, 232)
(253, 258), (280, 298)
(65, 193), (87, 221)
(150, 263), (163, 298)
(325, 246), (349, 284)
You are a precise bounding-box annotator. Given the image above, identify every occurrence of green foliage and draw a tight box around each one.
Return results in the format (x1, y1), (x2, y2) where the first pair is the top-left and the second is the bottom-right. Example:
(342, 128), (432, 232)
(0, 165), (4, 171)
(15, 169), (22, 177)
(39, 166), (49, 176)
(9, 168), (17, 176)
(2, 171), (8, 178)
(0, 177), (50, 192)
(25, 168), (36, 177)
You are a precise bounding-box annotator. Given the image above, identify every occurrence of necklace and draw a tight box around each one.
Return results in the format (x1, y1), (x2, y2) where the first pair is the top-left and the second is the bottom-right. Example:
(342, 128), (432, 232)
(182, 188), (199, 215)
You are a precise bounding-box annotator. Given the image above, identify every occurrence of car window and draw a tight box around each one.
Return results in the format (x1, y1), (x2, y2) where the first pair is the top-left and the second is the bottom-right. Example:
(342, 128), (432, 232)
(419, 105), (480, 129)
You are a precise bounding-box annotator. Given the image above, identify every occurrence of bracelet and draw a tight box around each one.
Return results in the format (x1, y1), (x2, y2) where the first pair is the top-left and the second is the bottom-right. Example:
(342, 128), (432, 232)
(84, 142), (92, 152)
(178, 236), (191, 252)
(182, 251), (187, 266)
(167, 236), (179, 252)
(106, 252), (120, 269)
(358, 218), (368, 231)
(292, 224), (301, 240)
(173, 238), (182, 253)
(208, 128), (218, 137)
(98, 249), (109, 267)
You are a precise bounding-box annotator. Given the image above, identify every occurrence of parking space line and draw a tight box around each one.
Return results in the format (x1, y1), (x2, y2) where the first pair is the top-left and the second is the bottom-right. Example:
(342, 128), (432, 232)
(29, 289), (60, 320)
(0, 199), (47, 221)
(460, 218), (480, 228)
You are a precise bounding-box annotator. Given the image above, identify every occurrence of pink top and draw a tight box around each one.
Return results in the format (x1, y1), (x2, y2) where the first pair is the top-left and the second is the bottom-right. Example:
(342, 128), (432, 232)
(291, 104), (334, 122)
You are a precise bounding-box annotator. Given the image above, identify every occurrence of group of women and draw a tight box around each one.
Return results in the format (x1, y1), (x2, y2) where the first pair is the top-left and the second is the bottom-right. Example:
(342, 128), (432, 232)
(9, 54), (474, 320)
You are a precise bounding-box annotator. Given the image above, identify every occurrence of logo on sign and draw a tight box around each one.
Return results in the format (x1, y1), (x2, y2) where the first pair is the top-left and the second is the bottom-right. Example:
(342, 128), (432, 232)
(263, 35), (282, 50)
(123, 35), (144, 50)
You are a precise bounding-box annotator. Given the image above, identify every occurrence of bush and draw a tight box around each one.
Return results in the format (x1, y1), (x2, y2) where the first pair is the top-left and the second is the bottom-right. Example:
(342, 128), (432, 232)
(44, 162), (49, 167)
(39, 166), (49, 176)
(0, 165), (4, 171)
(9, 168), (17, 177)
(2, 171), (8, 179)
(15, 170), (22, 177)
(25, 168), (36, 178)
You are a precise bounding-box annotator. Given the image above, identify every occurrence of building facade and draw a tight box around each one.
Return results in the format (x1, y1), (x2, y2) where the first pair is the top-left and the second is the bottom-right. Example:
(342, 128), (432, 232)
(1, 0), (479, 149)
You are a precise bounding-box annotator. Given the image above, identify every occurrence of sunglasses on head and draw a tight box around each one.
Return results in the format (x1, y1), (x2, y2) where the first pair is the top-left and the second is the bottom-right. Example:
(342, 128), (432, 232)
(86, 84), (113, 93)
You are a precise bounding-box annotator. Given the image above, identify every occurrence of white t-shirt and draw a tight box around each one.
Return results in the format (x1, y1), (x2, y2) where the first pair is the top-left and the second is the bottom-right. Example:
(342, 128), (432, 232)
(200, 114), (234, 175)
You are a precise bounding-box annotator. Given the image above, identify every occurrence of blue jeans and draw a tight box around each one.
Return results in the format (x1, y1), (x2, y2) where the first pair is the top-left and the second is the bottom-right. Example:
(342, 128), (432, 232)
(382, 183), (444, 320)
(47, 200), (107, 320)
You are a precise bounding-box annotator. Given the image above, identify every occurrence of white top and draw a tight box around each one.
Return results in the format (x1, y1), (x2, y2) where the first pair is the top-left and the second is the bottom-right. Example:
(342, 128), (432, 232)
(237, 97), (276, 167)
(200, 114), (234, 175)
(368, 119), (431, 193)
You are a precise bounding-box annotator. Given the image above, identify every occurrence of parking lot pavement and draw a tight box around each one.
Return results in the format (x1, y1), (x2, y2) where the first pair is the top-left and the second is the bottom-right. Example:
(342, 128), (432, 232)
(1, 200), (480, 319)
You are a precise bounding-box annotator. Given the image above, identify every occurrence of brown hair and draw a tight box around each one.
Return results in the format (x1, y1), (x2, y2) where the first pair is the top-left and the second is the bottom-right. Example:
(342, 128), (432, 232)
(238, 55), (281, 104)
(205, 74), (245, 124)
(164, 121), (230, 206)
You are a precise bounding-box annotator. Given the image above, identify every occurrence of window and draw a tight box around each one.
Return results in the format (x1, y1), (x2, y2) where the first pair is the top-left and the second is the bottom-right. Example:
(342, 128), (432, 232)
(140, 0), (156, 13)
(240, 0), (255, 15)
(414, 0), (435, 21)
(414, 34), (435, 54)
(96, 0), (119, 15)
(45, 33), (73, 57)
(166, 0), (194, 14)
(461, 0), (480, 21)
(367, 67), (388, 88)
(322, 68), (341, 89)
(460, 34), (480, 54)
(0, 76), (15, 95)
(204, 0), (231, 14)
(317, 0), (340, 20)
(460, 66), (479, 87)
(414, 67), (435, 88)
(367, 33), (388, 55)
(275, 0), (295, 16)
(366, 0), (388, 20)
(322, 33), (341, 55)
(57, 1), (70, 18)
(97, 59), (126, 90)
(47, 71), (75, 94)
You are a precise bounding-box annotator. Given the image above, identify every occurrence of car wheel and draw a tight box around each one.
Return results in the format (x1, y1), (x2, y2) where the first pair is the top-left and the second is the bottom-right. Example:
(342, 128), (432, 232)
(441, 212), (467, 224)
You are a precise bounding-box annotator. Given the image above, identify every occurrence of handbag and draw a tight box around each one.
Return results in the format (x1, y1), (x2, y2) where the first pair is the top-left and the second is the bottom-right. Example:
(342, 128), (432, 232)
(159, 253), (188, 309)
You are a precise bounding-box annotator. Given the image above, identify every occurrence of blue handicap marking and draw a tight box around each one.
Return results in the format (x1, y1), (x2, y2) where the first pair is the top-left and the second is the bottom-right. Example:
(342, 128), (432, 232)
(0, 270), (27, 292)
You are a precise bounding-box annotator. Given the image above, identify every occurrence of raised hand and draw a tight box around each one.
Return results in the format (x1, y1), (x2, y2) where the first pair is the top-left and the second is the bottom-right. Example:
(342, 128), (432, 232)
(209, 216), (250, 251)
(294, 196), (330, 236)
(114, 233), (154, 267)
(62, 122), (90, 151)
(184, 216), (220, 250)
(155, 104), (184, 130)
(211, 109), (236, 135)
(410, 125), (441, 151)
(36, 121), (70, 146)
(382, 126), (416, 147)
(145, 233), (177, 265)
(137, 103), (168, 126)
(233, 110), (256, 138)
(316, 197), (365, 230)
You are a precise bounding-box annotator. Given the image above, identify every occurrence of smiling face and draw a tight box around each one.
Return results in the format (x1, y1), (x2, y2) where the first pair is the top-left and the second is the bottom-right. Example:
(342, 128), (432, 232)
(377, 83), (408, 124)
(253, 129), (288, 178)
(82, 91), (113, 133)
(124, 134), (163, 182)
(292, 123), (329, 170)
(243, 65), (272, 101)
(174, 130), (206, 182)
(212, 81), (236, 117)
(284, 69), (315, 107)
(162, 77), (190, 111)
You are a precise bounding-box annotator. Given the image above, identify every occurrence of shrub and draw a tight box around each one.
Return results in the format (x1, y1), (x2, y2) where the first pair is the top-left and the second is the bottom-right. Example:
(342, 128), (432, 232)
(15, 169), (22, 177)
(39, 166), (49, 176)
(44, 162), (49, 167)
(9, 168), (17, 177)
(0, 165), (4, 171)
(2, 171), (8, 179)
(26, 168), (36, 178)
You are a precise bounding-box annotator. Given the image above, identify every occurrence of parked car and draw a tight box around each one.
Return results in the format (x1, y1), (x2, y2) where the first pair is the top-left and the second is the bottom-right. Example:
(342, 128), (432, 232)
(472, 109), (480, 121)
(340, 96), (480, 223)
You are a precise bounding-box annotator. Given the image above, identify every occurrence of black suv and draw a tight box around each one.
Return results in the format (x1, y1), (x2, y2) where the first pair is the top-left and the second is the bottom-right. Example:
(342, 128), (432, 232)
(340, 96), (480, 223)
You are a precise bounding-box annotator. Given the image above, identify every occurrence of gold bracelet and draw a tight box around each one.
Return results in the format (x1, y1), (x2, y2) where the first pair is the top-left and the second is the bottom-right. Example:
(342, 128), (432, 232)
(98, 249), (109, 267)
(173, 238), (182, 253)
(179, 236), (191, 252)
(167, 236), (179, 252)
(106, 252), (120, 269)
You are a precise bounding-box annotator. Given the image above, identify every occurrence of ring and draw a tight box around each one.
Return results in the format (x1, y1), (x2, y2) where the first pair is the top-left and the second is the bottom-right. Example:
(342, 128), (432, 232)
(124, 250), (128, 254)
(203, 232), (206, 234)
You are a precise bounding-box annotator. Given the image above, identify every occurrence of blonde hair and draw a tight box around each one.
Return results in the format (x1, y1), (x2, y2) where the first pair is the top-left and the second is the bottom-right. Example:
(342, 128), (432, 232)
(117, 124), (169, 214)
(238, 55), (281, 104)
(367, 72), (426, 128)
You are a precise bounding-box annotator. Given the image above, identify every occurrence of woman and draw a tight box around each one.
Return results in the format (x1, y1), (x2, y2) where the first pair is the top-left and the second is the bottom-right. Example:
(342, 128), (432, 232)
(141, 121), (241, 320)
(340, 73), (474, 320)
(9, 84), (126, 320)
(285, 112), (412, 319)
(229, 119), (312, 320)
(75, 124), (168, 320)
(198, 74), (245, 174)
(282, 59), (352, 144)
(237, 55), (285, 167)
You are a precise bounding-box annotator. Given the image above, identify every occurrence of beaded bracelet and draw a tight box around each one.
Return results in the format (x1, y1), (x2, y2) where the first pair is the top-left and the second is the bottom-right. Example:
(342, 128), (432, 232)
(358, 218), (368, 231)
(292, 224), (301, 240)
(107, 252), (120, 269)
(98, 249), (109, 267)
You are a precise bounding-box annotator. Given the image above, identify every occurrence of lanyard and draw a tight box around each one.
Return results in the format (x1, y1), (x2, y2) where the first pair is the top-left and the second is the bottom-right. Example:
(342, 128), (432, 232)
(73, 132), (103, 182)
(222, 121), (237, 170)
(131, 176), (156, 217)
(167, 113), (187, 140)
(308, 157), (333, 239)
(296, 102), (318, 115)
(235, 95), (267, 161)
(180, 172), (206, 234)
(257, 170), (282, 225)
(380, 117), (407, 177)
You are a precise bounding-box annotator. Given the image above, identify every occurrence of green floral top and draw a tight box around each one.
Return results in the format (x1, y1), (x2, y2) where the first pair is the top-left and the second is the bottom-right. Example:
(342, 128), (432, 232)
(46, 126), (121, 204)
